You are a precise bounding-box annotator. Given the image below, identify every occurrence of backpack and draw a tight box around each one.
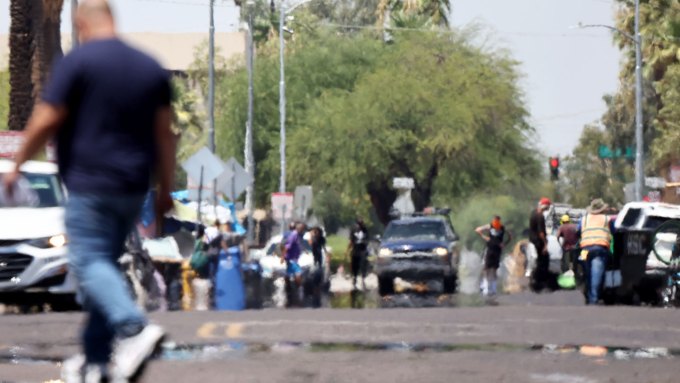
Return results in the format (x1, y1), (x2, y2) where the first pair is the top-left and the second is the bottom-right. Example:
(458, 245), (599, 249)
(190, 240), (210, 272)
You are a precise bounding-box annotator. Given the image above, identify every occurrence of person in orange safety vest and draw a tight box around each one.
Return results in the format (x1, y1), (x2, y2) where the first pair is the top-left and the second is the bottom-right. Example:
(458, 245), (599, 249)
(577, 198), (615, 305)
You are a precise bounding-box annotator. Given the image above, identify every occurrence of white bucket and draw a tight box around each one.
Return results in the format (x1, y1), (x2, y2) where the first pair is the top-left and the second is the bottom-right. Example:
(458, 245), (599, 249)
(192, 278), (212, 311)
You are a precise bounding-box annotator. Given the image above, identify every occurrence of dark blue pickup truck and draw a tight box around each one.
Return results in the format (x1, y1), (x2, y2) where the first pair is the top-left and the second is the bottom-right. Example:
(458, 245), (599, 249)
(375, 215), (460, 295)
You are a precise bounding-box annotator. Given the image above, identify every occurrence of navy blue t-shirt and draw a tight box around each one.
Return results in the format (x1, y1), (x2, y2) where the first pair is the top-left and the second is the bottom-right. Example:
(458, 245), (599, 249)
(42, 38), (171, 193)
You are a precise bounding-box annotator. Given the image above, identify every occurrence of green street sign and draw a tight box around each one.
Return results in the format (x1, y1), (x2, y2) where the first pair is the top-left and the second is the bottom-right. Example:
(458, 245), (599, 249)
(598, 145), (635, 159)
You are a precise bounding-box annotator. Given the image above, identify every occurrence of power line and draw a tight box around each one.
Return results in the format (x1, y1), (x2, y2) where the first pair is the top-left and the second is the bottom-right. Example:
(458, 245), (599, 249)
(533, 109), (604, 122)
(134, 0), (236, 8)
(323, 23), (609, 39)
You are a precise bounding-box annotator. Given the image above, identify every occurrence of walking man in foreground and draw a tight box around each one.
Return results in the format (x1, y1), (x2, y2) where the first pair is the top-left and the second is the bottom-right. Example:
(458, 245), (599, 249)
(578, 199), (614, 305)
(3, 1), (176, 380)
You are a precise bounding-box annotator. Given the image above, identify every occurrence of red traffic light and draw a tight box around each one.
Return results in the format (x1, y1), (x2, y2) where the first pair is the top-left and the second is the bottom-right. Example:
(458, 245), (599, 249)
(549, 157), (560, 169)
(549, 156), (560, 180)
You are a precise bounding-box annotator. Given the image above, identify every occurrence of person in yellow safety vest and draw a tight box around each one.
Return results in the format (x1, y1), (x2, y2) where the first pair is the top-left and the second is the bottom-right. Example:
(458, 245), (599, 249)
(577, 198), (615, 305)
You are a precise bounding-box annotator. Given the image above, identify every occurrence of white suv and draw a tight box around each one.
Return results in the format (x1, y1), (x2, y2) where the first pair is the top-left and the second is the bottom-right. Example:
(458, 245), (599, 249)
(0, 160), (77, 309)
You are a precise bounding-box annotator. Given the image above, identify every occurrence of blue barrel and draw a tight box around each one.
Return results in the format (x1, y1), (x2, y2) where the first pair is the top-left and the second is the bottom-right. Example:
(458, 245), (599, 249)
(214, 246), (245, 310)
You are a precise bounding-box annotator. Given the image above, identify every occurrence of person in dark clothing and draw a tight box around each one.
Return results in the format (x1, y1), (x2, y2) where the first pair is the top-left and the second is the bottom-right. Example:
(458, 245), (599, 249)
(310, 227), (327, 307)
(476, 216), (512, 296)
(310, 227), (326, 267)
(529, 197), (551, 291)
(347, 218), (369, 290)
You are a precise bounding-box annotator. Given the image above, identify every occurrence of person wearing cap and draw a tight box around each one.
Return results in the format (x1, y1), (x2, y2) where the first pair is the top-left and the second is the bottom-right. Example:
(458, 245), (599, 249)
(557, 215), (579, 275)
(577, 198), (615, 304)
(476, 216), (512, 296)
(529, 197), (551, 291)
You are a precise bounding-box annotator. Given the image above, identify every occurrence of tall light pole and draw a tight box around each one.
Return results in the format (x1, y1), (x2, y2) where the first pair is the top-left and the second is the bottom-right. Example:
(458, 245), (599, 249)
(278, 0), (312, 196)
(633, 0), (644, 201)
(576, 0), (644, 201)
(71, 0), (79, 49)
(278, 0), (286, 194)
(245, 0), (255, 242)
(208, 0), (217, 205)
(208, 0), (216, 154)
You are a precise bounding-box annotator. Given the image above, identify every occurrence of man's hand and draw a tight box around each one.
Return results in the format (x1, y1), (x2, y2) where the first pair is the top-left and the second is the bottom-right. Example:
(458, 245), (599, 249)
(155, 190), (174, 217)
(2, 169), (20, 201)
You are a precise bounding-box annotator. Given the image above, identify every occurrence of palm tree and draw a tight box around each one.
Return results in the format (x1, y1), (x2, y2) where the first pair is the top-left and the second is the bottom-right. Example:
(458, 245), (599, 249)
(376, 0), (450, 31)
(8, 0), (64, 131)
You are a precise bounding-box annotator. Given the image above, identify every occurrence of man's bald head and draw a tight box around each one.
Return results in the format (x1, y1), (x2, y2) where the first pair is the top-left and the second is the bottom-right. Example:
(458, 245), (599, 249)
(76, 0), (116, 43)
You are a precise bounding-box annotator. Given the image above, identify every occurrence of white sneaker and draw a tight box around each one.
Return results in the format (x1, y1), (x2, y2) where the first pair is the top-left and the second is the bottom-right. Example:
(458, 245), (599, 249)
(61, 354), (108, 383)
(111, 324), (165, 380)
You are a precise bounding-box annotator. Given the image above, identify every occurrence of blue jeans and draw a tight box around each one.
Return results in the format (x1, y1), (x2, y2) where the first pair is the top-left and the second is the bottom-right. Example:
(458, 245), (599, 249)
(65, 192), (147, 363)
(583, 246), (608, 305)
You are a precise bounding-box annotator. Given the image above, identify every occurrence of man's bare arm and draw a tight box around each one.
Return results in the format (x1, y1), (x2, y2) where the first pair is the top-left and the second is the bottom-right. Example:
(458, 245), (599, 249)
(154, 106), (176, 214)
(2, 104), (66, 195)
(13, 104), (66, 169)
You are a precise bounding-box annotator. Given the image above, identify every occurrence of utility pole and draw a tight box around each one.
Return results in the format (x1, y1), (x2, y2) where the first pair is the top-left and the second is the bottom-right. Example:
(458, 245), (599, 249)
(279, 0), (286, 195)
(245, 0), (255, 242)
(71, 0), (78, 49)
(633, 0), (644, 201)
(208, 0), (217, 205)
(575, 0), (644, 201)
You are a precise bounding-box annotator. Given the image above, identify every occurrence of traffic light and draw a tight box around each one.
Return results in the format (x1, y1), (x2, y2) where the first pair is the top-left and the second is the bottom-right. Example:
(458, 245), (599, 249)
(549, 156), (560, 181)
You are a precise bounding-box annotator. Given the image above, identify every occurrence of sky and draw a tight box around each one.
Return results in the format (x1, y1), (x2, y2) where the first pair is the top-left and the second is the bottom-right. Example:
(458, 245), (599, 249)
(1, 0), (622, 157)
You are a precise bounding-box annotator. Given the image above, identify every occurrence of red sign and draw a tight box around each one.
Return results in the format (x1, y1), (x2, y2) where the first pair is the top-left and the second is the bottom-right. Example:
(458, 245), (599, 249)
(0, 132), (25, 159)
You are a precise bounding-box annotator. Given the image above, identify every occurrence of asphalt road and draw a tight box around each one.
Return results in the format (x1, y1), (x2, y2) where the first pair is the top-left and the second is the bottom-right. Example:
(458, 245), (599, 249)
(1, 290), (679, 383)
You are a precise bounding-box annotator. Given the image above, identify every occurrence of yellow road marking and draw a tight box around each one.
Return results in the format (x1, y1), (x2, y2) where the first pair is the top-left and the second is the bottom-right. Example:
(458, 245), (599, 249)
(226, 323), (244, 338)
(196, 322), (218, 339)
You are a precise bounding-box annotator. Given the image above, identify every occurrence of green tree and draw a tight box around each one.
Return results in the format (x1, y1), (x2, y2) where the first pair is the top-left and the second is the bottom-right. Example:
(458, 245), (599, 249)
(376, 0), (450, 29)
(563, 124), (627, 207)
(9, 0), (64, 131)
(0, 71), (8, 131)
(171, 78), (206, 189)
(214, 31), (384, 207)
(288, 32), (540, 224)
(613, 0), (680, 167)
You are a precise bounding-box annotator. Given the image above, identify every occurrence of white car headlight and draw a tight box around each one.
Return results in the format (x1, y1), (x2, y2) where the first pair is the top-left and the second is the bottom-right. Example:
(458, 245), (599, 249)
(433, 247), (449, 256)
(29, 234), (68, 249)
(379, 248), (393, 258)
(48, 234), (67, 248)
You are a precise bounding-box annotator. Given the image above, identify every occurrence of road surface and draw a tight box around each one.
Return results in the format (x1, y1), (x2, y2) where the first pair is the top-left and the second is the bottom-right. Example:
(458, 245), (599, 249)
(0, 290), (678, 382)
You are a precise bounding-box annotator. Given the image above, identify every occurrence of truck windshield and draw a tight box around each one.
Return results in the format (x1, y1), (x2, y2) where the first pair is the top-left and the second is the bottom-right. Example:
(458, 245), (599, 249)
(383, 221), (446, 241)
(643, 216), (670, 231)
(0, 172), (64, 208)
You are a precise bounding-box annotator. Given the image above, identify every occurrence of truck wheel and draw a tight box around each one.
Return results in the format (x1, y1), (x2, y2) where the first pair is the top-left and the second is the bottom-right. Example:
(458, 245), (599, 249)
(378, 276), (394, 296)
(443, 274), (457, 294)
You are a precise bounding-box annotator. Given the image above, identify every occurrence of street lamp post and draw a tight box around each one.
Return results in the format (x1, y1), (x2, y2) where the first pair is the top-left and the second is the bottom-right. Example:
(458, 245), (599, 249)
(633, 0), (644, 202)
(278, 0), (312, 197)
(71, 0), (78, 49)
(208, 0), (217, 205)
(245, 0), (255, 243)
(279, 0), (286, 195)
(577, 0), (644, 201)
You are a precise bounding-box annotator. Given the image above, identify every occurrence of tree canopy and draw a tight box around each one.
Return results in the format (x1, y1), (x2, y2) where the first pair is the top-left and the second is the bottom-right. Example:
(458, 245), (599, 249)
(214, 26), (541, 226)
